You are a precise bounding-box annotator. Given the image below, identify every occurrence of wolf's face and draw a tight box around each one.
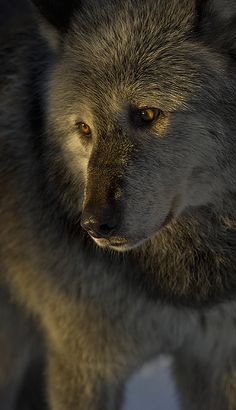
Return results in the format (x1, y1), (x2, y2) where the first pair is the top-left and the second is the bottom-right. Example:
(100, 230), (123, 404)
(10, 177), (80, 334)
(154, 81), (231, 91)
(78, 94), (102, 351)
(34, 0), (236, 251)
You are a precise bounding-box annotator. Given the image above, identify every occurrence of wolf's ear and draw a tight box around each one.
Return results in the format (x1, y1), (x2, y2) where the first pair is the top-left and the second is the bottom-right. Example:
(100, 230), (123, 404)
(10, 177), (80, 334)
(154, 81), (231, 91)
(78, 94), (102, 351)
(196, 0), (236, 58)
(30, 0), (80, 48)
(196, 0), (236, 27)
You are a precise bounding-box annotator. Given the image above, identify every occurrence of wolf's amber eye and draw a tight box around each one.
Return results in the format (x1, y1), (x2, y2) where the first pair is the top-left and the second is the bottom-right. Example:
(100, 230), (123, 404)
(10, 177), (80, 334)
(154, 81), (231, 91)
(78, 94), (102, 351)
(139, 108), (160, 123)
(76, 122), (92, 137)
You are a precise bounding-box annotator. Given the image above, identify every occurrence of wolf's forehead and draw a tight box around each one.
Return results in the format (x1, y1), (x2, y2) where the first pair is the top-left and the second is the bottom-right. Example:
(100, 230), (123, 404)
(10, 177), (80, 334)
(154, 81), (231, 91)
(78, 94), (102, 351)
(69, 0), (195, 63)
(65, 38), (200, 113)
(62, 0), (201, 110)
(66, 1), (197, 86)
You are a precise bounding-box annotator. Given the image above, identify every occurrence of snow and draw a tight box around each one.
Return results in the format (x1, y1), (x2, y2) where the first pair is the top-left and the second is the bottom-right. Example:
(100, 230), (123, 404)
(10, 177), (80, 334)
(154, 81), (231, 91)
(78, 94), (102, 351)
(124, 356), (179, 410)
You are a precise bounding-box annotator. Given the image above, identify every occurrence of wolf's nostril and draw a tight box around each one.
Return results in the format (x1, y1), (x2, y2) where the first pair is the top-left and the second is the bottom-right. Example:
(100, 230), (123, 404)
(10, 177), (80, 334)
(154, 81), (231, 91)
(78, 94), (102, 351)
(81, 212), (118, 238)
(99, 223), (116, 235)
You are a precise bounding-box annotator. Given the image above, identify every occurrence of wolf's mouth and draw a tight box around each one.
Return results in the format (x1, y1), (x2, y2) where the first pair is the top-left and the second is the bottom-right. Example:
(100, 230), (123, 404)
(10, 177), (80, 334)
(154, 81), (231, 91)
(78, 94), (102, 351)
(159, 207), (175, 230)
(92, 236), (129, 249)
(90, 195), (181, 251)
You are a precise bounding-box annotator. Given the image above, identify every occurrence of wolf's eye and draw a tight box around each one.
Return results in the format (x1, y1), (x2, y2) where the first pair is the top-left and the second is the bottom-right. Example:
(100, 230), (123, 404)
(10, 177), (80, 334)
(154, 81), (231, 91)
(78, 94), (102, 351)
(76, 122), (92, 137)
(139, 108), (161, 123)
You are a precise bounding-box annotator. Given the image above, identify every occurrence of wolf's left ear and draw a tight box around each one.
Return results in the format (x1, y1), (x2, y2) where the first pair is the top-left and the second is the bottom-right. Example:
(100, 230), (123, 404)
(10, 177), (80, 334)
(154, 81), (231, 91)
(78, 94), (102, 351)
(196, 0), (236, 58)
(30, 0), (80, 48)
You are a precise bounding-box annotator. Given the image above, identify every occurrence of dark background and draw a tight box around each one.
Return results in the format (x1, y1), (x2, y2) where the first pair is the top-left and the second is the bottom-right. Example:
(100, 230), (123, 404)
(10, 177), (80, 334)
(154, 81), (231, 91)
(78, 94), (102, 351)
(0, 0), (29, 23)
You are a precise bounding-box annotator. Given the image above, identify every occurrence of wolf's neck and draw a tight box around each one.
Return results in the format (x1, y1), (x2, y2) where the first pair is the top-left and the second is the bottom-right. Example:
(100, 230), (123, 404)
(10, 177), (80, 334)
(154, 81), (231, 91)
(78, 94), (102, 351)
(132, 201), (236, 307)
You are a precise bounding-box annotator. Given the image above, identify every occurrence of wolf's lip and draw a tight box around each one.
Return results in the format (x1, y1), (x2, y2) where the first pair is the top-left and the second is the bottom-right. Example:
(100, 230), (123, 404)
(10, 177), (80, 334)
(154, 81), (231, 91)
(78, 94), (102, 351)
(109, 240), (128, 247)
(91, 236), (128, 247)
(160, 208), (174, 230)
(159, 194), (180, 230)
(88, 232), (103, 240)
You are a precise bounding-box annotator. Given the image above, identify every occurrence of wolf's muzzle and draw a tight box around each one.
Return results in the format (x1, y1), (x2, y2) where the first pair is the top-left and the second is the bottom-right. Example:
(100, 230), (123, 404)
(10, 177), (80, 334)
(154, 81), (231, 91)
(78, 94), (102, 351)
(81, 204), (120, 239)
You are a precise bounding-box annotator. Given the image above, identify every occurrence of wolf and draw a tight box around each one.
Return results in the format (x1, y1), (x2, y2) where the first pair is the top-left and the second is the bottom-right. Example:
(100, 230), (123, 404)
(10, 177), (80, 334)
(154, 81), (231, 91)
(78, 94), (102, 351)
(1, 0), (236, 409)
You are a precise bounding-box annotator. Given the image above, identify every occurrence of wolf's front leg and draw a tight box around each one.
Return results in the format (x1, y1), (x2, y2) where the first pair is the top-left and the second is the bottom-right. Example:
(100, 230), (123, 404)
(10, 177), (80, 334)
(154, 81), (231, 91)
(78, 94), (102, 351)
(47, 349), (126, 410)
(0, 285), (45, 410)
(173, 353), (236, 410)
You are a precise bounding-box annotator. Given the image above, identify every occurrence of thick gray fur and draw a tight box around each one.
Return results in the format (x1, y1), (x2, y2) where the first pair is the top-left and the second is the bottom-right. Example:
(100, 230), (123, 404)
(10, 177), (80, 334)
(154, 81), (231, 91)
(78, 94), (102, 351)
(1, 0), (236, 409)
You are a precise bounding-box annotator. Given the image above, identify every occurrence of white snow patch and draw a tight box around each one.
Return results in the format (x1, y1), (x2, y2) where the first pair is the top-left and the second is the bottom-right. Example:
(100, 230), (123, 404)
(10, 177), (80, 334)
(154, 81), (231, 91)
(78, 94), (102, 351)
(124, 356), (179, 410)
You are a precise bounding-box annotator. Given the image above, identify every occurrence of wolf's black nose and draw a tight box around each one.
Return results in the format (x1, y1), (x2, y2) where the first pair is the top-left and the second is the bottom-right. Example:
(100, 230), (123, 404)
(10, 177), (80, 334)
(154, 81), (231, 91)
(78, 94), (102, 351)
(81, 207), (119, 238)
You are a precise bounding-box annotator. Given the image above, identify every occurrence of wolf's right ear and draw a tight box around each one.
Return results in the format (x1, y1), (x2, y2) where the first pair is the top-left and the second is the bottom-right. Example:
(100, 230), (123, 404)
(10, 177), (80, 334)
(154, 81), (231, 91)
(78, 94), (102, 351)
(30, 0), (80, 49)
(197, 0), (236, 22)
(196, 0), (236, 27)
(196, 0), (236, 58)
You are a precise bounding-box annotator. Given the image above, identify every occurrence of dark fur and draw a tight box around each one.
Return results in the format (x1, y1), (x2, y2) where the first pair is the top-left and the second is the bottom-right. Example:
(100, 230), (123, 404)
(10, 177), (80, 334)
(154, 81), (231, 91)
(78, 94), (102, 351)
(1, 0), (236, 409)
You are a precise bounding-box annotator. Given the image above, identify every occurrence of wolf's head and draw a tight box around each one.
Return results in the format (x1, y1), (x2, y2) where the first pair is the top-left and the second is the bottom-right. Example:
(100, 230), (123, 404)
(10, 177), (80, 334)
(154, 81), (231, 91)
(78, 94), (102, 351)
(31, 0), (236, 253)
